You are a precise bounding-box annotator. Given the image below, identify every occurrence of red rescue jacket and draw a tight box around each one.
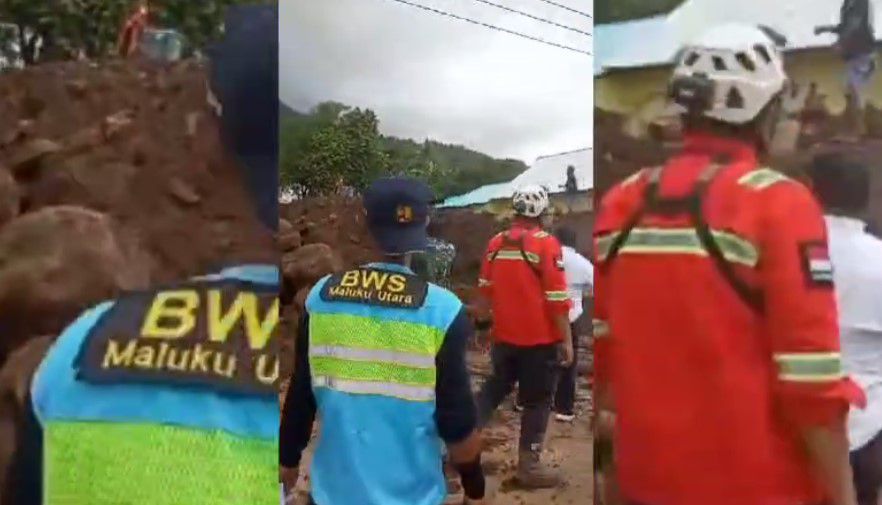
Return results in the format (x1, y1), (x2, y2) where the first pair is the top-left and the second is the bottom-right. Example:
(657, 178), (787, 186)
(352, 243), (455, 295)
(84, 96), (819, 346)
(593, 133), (865, 505)
(479, 220), (570, 347)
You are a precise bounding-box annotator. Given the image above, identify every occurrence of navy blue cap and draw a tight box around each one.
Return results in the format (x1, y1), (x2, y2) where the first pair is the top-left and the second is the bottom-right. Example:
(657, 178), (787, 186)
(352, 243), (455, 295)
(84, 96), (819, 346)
(364, 177), (433, 255)
(207, 3), (278, 231)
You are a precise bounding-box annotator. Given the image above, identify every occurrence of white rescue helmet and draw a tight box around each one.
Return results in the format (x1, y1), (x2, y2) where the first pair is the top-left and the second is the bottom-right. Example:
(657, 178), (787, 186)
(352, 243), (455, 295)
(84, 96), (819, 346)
(512, 184), (549, 218)
(670, 23), (788, 124)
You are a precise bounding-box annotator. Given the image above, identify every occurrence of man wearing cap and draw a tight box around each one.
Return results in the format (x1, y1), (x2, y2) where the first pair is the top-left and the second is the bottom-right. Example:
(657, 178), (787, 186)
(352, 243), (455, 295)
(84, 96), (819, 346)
(0, 5), (280, 504)
(808, 151), (882, 505)
(280, 177), (488, 505)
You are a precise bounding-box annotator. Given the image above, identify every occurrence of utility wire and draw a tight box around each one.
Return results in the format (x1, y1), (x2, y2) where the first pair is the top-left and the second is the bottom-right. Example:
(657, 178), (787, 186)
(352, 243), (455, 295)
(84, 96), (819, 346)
(531, 0), (592, 19)
(386, 0), (591, 56)
(468, 0), (591, 37)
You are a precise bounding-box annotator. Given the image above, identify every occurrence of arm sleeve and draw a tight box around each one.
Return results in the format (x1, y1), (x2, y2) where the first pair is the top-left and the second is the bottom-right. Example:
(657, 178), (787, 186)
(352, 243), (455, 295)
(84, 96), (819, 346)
(760, 183), (866, 428)
(279, 312), (317, 468)
(541, 237), (571, 315)
(434, 308), (478, 443)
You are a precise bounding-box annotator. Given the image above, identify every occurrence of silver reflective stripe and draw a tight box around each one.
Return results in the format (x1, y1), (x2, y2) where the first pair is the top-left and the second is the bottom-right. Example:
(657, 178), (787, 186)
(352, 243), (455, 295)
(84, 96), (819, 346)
(310, 345), (435, 369)
(313, 375), (436, 402)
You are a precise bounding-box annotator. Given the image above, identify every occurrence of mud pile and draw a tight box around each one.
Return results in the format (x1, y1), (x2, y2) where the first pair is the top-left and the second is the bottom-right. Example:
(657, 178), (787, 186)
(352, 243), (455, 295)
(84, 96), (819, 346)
(0, 60), (274, 364)
(594, 108), (882, 231)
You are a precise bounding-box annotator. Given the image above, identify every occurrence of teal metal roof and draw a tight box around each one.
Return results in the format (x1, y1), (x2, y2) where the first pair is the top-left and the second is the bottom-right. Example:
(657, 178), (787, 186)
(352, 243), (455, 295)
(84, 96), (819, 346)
(438, 182), (510, 209)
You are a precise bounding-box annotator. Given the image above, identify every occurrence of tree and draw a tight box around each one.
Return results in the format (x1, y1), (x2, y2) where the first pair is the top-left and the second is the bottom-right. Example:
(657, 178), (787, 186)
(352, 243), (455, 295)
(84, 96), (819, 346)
(284, 105), (389, 198)
(595, 0), (686, 24)
(0, 0), (259, 65)
(280, 101), (529, 200)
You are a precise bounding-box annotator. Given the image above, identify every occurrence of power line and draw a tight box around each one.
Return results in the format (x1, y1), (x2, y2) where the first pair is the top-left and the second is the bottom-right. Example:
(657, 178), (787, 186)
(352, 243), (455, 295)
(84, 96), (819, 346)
(468, 0), (591, 37)
(531, 0), (592, 19)
(385, 0), (591, 56)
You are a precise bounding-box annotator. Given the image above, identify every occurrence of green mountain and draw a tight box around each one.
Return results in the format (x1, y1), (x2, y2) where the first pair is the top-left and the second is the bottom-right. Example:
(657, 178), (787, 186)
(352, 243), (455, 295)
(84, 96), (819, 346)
(279, 101), (527, 199)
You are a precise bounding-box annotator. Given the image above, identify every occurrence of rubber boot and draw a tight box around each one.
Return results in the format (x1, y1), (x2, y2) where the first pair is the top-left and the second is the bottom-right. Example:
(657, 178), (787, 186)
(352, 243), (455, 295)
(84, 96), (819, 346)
(516, 447), (562, 489)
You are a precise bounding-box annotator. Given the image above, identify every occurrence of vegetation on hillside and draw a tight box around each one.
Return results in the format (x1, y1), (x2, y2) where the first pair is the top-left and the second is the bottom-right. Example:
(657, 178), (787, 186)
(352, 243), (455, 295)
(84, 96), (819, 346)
(280, 101), (527, 200)
(0, 0), (258, 65)
(596, 0), (686, 24)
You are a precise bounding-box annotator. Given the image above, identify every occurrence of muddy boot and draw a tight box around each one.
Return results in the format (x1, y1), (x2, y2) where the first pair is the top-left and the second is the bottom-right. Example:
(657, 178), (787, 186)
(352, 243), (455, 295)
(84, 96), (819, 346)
(516, 448), (562, 488)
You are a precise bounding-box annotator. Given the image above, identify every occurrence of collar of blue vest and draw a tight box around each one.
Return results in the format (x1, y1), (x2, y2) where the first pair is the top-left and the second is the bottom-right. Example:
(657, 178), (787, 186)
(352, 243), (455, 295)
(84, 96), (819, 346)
(365, 262), (416, 275)
(192, 264), (279, 285)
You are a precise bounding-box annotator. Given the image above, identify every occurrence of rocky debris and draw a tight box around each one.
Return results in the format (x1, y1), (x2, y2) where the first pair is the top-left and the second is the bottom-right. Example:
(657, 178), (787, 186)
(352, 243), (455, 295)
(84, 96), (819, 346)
(0, 59), (274, 368)
(8, 138), (62, 176)
(0, 206), (152, 362)
(283, 244), (342, 296)
(167, 176), (201, 206)
(0, 169), (20, 227)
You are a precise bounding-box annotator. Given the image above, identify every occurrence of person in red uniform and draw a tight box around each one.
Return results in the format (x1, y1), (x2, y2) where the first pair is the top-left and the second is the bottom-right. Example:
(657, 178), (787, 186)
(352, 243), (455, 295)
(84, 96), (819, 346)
(593, 24), (866, 505)
(118, 2), (149, 57)
(475, 184), (573, 488)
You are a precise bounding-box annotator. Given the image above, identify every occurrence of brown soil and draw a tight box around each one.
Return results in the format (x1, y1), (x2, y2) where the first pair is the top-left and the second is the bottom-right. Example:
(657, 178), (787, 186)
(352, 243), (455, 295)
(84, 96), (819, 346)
(594, 108), (882, 233)
(0, 59), (274, 362)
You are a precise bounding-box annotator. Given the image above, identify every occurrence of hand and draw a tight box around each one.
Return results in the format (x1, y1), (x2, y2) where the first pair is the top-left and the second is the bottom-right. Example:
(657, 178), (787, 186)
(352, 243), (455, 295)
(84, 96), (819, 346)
(279, 466), (299, 497)
(558, 341), (574, 367)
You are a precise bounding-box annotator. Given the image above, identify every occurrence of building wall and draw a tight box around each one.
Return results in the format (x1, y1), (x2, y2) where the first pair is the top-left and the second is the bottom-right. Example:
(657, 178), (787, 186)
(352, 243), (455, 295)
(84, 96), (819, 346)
(469, 191), (594, 219)
(596, 47), (882, 135)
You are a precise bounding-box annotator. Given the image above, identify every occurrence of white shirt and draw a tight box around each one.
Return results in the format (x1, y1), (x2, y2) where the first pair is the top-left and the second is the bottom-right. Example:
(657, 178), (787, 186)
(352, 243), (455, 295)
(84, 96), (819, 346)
(825, 215), (882, 451)
(561, 246), (594, 323)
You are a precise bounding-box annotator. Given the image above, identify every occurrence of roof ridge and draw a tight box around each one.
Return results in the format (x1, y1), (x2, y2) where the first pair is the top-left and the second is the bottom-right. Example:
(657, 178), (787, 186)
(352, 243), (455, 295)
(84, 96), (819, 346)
(534, 147), (592, 160)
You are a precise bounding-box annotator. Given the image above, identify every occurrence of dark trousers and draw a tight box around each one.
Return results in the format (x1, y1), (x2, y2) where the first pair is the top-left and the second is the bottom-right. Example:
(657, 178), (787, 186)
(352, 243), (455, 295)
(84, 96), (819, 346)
(851, 429), (882, 505)
(475, 342), (559, 452)
(553, 325), (579, 415)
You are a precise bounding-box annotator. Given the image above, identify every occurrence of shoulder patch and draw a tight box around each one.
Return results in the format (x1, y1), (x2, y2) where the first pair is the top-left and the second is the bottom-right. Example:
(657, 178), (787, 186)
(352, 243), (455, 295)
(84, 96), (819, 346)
(76, 279), (280, 396)
(799, 241), (834, 288)
(738, 168), (792, 190)
(534, 231), (550, 239)
(320, 268), (428, 309)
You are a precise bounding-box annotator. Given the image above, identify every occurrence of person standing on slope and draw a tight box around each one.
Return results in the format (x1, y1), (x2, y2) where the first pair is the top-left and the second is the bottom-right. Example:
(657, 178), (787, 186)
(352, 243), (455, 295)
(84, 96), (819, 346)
(808, 151), (882, 505)
(594, 24), (866, 505)
(816, 0), (877, 139)
(475, 184), (573, 488)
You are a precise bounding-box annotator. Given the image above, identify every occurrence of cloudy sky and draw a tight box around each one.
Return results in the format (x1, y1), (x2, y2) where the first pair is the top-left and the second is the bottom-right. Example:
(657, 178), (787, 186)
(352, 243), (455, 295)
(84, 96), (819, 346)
(279, 0), (593, 164)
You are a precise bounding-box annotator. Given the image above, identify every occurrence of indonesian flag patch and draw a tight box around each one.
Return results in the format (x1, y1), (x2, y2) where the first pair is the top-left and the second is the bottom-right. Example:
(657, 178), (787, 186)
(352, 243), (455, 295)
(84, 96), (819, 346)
(800, 241), (834, 287)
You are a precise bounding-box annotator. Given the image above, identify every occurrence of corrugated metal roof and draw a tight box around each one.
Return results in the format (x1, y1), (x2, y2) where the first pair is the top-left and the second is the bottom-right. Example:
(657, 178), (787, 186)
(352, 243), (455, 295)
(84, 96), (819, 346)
(439, 148), (593, 209)
(596, 0), (875, 75)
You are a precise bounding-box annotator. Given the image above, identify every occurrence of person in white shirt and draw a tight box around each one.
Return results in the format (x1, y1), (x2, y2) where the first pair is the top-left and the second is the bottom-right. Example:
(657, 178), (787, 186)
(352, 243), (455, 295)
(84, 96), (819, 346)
(552, 226), (594, 422)
(809, 151), (882, 505)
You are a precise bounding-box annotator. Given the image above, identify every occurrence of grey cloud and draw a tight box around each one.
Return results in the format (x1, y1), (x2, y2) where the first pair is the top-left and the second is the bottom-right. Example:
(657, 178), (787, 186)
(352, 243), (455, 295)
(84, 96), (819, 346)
(280, 0), (593, 163)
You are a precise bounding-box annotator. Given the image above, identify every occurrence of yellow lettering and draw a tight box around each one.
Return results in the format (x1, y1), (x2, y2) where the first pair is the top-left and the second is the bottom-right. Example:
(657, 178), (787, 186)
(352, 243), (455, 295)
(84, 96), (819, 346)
(167, 348), (190, 371)
(208, 289), (248, 343)
(361, 271), (388, 290)
(213, 354), (236, 377)
(387, 274), (406, 293)
(141, 290), (199, 339)
(243, 296), (279, 350)
(256, 354), (279, 385)
(208, 291), (278, 350)
(190, 344), (211, 372)
(134, 344), (156, 368)
(102, 339), (136, 368)
(340, 270), (360, 287)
